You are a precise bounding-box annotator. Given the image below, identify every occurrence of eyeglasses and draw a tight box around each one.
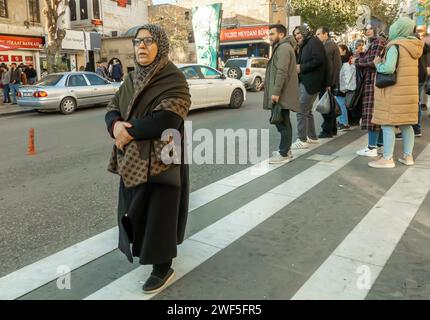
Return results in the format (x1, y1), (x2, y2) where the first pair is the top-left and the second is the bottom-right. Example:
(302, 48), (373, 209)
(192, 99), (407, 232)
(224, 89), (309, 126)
(132, 37), (155, 47)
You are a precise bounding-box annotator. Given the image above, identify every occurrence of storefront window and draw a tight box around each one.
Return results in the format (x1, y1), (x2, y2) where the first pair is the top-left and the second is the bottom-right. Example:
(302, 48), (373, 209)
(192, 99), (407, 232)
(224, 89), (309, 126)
(69, 0), (77, 21)
(80, 0), (88, 20)
(0, 0), (8, 18)
(92, 0), (100, 19)
(28, 0), (40, 24)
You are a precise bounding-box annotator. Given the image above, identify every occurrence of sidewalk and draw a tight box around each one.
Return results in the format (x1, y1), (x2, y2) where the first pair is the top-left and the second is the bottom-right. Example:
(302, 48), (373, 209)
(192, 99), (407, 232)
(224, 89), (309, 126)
(0, 101), (35, 117)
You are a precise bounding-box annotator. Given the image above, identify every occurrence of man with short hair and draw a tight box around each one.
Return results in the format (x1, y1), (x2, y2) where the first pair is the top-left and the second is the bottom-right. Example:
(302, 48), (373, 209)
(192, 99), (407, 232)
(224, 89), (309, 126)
(263, 24), (300, 163)
(1, 64), (11, 103)
(96, 61), (108, 78)
(9, 63), (22, 105)
(316, 26), (342, 138)
(25, 64), (37, 85)
(291, 25), (327, 149)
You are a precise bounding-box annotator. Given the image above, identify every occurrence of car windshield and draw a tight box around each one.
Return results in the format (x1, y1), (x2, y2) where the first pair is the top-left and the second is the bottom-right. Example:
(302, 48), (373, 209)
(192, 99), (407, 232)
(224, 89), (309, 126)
(225, 60), (247, 68)
(36, 74), (63, 86)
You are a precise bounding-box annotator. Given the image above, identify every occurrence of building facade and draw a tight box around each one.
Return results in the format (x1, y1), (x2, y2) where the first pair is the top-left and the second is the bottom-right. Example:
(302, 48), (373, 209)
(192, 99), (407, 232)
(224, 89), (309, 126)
(0, 0), (46, 78)
(68, 0), (149, 37)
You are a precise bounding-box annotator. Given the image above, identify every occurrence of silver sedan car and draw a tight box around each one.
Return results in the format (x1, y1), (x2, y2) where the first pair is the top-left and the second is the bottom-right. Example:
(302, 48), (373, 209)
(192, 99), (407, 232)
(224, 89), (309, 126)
(16, 72), (121, 115)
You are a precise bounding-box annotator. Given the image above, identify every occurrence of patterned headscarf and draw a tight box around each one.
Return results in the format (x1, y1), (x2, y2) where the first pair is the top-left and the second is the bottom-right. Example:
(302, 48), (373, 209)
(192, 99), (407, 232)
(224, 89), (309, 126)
(111, 24), (172, 118)
(132, 24), (170, 89)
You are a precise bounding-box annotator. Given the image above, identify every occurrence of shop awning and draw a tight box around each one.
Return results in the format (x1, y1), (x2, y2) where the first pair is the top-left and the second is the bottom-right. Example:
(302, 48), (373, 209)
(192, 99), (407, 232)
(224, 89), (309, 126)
(0, 44), (19, 51)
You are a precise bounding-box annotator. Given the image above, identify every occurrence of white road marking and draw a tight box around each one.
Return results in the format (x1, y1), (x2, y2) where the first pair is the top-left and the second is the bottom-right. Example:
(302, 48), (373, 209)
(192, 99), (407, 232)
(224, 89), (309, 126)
(292, 144), (430, 300)
(0, 131), (347, 300)
(85, 135), (367, 300)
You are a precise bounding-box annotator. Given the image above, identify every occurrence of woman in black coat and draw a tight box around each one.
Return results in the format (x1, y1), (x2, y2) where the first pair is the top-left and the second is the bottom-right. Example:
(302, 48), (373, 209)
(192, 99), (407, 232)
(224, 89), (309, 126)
(105, 24), (191, 294)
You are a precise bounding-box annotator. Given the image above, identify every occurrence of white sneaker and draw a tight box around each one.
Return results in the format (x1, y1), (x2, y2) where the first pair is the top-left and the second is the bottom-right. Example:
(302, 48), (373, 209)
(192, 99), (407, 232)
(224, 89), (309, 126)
(271, 150), (293, 159)
(269, 153), (292, 164)
(356, 147), (378, 157)
(291, 139), (309, 149)
(307, 137), (319, 144)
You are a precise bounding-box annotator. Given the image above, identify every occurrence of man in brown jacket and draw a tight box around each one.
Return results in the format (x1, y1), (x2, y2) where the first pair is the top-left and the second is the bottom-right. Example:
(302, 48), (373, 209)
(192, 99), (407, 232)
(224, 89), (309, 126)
(263, 24), (300, 164)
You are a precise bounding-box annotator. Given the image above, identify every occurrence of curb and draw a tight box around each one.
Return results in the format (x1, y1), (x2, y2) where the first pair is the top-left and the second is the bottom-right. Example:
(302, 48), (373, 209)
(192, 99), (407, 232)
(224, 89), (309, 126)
(0, 109), (36, 117)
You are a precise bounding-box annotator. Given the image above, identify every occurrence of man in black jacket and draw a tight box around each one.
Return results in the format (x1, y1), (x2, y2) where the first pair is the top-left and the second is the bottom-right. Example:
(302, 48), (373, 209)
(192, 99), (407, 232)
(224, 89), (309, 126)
(24, 64), (37, 85)
(292, 25), (327, 149)
(316, 26), (342, 138)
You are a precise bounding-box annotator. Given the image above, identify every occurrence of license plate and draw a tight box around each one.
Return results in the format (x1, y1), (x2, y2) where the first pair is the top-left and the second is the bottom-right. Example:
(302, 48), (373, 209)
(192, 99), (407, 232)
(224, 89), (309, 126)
(23, 92), (32, 97)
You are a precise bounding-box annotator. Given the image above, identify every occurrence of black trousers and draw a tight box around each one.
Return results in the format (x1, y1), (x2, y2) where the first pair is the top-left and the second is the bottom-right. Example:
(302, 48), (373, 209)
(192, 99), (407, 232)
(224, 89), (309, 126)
(320, 88), (338, 136)
(275, 109), (292, 156)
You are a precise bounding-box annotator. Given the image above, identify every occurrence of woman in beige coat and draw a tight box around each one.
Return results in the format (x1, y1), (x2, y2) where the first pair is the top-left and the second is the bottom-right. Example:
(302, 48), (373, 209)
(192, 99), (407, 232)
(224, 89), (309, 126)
(369, 17), (424, 169)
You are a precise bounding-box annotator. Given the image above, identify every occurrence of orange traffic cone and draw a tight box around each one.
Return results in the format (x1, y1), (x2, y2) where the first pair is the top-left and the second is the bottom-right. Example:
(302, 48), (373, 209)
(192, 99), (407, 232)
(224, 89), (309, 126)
(27, 128), (36, 155)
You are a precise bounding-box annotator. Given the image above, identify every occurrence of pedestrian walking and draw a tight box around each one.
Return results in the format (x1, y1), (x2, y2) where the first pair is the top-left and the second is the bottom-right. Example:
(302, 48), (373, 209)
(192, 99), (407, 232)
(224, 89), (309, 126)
(263, 24), (300, 164)
(369, 17), (424, 169)
(109, 59), (123, 82)
(316, 26), (342, 138)
(1, 64), (11, 103)
(352, 22), (387, 157)
(291, 25), (327, 149)
(9, 63), (22, 105)
(25, 64), (38, 85)
(105, 24), (191, 294)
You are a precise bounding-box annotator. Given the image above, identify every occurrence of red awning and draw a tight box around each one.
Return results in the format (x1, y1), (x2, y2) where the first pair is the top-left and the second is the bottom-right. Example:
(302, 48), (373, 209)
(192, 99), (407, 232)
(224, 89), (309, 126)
(0, 44), (19, 51)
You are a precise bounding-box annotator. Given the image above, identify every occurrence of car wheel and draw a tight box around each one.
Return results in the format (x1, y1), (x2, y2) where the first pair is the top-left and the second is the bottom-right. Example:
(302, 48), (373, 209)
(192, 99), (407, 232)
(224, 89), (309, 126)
(227, 67), (242, 80)
(229, 89), (244, 109)
(60, 97), (77, 115)
(251, 77), (263, 92)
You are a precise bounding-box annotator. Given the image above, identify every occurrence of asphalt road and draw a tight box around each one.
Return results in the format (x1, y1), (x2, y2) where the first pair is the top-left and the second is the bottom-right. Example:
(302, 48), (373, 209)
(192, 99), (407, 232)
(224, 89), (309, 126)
(0, 91), (326, 277)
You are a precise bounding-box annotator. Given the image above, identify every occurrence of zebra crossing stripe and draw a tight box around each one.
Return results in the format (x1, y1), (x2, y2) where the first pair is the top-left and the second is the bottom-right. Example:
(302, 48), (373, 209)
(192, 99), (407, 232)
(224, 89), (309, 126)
(292, 144), (430, 300)
(0, 131), (346, 300)
(85, 135), (367, 300)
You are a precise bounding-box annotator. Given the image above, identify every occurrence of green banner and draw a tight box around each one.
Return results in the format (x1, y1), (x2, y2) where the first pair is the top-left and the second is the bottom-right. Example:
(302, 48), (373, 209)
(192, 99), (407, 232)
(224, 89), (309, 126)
(191, 3), (223, 69)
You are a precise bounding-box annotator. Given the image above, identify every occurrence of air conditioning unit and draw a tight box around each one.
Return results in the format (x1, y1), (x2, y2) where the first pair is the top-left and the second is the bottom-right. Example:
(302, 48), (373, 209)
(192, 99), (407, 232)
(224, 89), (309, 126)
(111, 31), (118, 37)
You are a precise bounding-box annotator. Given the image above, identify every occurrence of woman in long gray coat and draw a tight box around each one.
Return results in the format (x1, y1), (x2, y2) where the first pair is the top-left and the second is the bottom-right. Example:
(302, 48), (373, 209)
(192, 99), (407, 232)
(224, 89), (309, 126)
(105, 24), (191, 294)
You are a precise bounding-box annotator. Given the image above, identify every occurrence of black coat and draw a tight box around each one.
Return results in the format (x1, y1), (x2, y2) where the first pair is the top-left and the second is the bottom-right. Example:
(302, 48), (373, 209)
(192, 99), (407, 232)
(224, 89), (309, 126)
(418, 43), (430, 84)
(298, 35), (327, 94)
(324, 39), (342, 88)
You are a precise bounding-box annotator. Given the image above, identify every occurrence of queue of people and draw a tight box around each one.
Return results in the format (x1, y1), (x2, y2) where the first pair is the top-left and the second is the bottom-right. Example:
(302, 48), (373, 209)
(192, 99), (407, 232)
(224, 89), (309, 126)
(266, 17), (428, 169)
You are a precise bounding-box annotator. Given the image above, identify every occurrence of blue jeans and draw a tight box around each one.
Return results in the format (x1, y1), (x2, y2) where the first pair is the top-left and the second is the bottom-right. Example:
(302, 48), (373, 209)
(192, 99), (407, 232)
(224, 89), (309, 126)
(335, 95), (348, 125)
(382, 125), (414, 160)
(2, 83), (10, 102)
(9, 83), (20, 103)
(368, 130), (383, 148)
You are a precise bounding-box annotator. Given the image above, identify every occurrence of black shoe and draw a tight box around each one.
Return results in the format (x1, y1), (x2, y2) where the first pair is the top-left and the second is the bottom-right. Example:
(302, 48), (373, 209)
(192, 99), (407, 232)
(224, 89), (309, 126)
(415, 130), (422, 137)
(421, 104), (428, 111)
(395, 133), (402, 140)
(142, 268), (175, 294)
(318, 132), (333, 138)
(338, 124), (351, 131)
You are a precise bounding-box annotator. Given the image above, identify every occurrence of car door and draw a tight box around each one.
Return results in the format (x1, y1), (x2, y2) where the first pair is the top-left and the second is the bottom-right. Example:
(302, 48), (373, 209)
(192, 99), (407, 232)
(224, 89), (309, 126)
(258, 59), (268, 82)
(84, 73), (114, 105)
(180, 66), (207, 109)
(197, 66), (229, 106)
(66, 74), (93, 107)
